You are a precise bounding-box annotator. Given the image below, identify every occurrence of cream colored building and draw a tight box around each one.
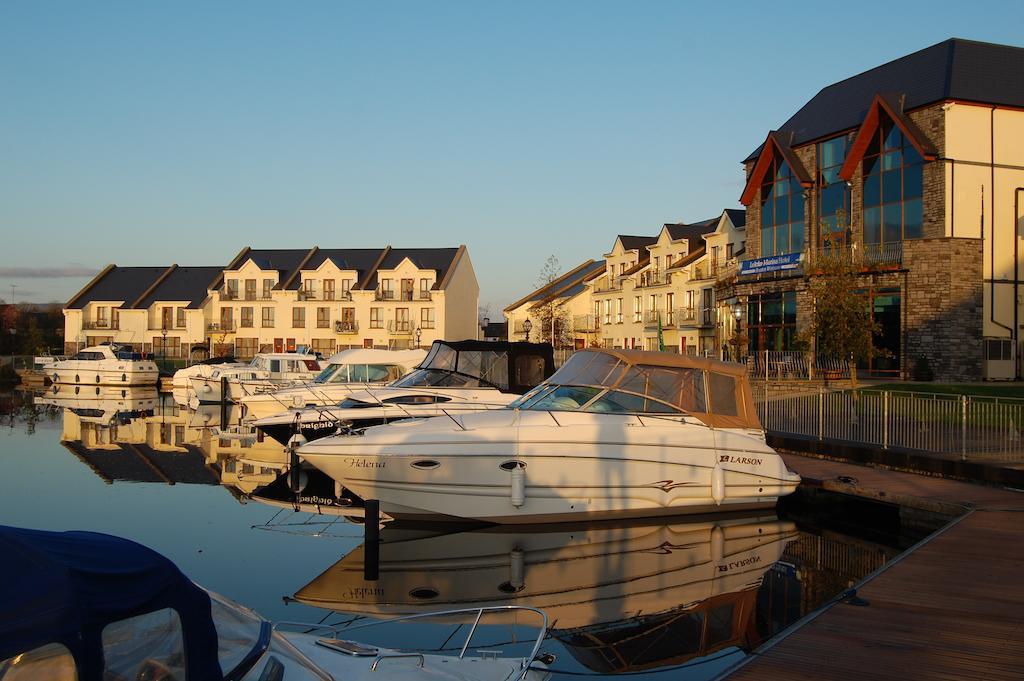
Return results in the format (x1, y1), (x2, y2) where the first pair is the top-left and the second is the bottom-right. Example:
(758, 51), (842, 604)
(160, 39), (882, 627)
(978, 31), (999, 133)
(64, 245), (479, 359)
(505, 260), (605, 348)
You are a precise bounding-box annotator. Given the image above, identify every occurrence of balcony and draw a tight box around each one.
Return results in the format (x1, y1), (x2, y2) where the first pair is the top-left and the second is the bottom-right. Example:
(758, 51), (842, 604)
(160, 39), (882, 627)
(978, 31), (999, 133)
(298, 290), (353, 301)
(83, 320), (119, 331)
(688, 264), (714, 282)
(388, 320), (413, 335)
(149, 322), (187, 332)
(635, 271), (668, 288)
(811, 242), (903, 269)
(221, 290), (239, 300)
(375, 289), (396, 302)
(673, 307), (715, 329)
(573, 314), (598, 333)
(207, 321), (235, 332)
(593, 279), (622, 293)
(335, 320), (359, 334)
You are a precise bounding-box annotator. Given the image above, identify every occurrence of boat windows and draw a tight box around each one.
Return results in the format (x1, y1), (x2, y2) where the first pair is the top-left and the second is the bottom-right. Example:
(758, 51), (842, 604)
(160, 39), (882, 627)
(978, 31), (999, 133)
(707, 372), (739, 417)
(269, 360), (281, 373)
(619, 364), (706, 413)
(0, 642), (77, 681)
(547, 351), (626, 388)
(208, 592), (270, 679)
(520, 385), (601, 411)
(423, 343), (457, 372)
(383, 394), (451, 405)
(72, 351), (104, 361)
(101, 608), (186, 681)
(391, 369), (481, 388)
(586, 390), (681, 414)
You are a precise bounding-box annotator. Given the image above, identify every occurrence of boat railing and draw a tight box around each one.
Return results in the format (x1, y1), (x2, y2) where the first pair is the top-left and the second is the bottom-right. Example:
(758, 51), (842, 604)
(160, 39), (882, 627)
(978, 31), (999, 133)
(275, 605), (549, 679)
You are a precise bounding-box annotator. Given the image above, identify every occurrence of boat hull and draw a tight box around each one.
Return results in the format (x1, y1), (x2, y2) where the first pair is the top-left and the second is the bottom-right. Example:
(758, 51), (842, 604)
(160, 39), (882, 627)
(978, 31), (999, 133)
(51, 364), (158, 386)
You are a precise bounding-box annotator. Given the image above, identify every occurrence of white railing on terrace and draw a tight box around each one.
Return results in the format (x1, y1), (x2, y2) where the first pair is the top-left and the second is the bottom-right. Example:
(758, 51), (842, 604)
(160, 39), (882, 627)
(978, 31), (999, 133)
(758, 387), (1024, 461)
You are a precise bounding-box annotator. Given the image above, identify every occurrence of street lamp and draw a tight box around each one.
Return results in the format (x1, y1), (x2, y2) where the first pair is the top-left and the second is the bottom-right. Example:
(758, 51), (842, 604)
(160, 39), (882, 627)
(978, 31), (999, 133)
(522, 319), (532, 342)
(161, 327), (168, 372)
(415, 326), (422, 348)
(732, 302), (742, 332)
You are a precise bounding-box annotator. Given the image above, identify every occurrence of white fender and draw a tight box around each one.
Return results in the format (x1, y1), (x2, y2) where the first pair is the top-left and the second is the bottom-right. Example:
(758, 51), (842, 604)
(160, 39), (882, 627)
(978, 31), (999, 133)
(509, 548), (525, 590)
(710, 525), (725, 563)
(510, 465), (526, 508)
(711, 463), (725, 505)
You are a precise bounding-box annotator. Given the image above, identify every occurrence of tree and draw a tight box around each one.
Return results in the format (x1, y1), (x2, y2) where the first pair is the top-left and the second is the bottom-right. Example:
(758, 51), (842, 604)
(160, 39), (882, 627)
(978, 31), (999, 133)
(533, 255), (571, 348)
(802, 253), (882, 388)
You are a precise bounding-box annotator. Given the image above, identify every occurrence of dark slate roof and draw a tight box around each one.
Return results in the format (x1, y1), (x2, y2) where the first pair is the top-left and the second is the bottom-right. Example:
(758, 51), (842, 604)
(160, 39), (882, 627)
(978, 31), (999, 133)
(303, 248), (385, 287)
(134, 267), (222, 310)
(744, 38), (1024, 161)
(724, 209), (747, 229)
(364, 248), (460, 290)
(668, 246), (707, 270)
(67, 267), (168, 309)
(236, 249), (313, 289)
(665, 218), (718, 246)
(530, 260), (607, 306)
(617, 235), (658, 252)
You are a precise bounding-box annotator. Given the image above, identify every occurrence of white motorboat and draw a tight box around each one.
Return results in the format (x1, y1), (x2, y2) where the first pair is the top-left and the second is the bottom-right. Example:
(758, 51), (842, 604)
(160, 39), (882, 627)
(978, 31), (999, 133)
(34, 384), (160, 425)
(299, 349), (801, 524)
(170, 355), (249, 390)
(239, 348), (427, 421)
(189, 352), (322, 405)
(48, 344), (159, 386)
(254, 340), (555, 445)
(0, 524), (551, 681)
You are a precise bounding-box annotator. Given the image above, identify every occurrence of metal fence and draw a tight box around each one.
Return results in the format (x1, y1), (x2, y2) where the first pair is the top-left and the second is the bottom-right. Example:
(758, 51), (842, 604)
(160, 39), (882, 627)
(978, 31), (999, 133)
(759, 388), (1024, 461)
(743, 350), (851, 380)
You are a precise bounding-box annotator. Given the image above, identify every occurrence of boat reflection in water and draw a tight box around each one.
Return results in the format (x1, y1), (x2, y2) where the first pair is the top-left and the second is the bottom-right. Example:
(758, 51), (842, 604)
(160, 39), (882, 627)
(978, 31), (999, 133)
(292, 515), (796, 673)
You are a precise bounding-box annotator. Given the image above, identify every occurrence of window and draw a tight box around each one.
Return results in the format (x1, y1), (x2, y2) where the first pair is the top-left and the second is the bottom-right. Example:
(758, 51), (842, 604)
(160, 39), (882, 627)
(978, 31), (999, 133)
(818, 135), (850, 247)
(380, 279), (394, 299)
(666, 292), (674, 324)
(226, 279), (238, 299)
(103, 608), (185, 681)
(323, 279), (335, 300)
(311, 338), (335, 355)
(615, 298), (623, 323)
(316, 307), (330, 328)
(603, 300), (611, 325)
(726, 243), (734, 259)
(747, 291), (798, 352)
(394, 307), (410, 332)
(594, 301), (601, 326)
(401, 278), (414, 301)
(421, 307), (436, 329)
(262, 278), (274, 299)
(160, 306), (173, 329)
(292, 307), (305, 328)
(759, 154), (805, 256)
(261, 307), (274, 327)
(370, 307), (383, 328)
(220, 307), (233, 330)
(244, 279), (256, 300)
(863, 116), (924, 250)
(419, 278), (431, 299)
(302, 279), (315, 299)
(152, 335), (181, 357)
(176, 307), (186, 328)
(340, 279), (352, 299)
(235, 337), (258, 358)
(240, 307), (254, 328)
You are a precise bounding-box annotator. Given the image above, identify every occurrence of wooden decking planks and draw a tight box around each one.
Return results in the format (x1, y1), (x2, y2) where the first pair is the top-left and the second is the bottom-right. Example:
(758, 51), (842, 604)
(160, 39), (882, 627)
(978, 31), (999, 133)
(722, 455), (1024, 681)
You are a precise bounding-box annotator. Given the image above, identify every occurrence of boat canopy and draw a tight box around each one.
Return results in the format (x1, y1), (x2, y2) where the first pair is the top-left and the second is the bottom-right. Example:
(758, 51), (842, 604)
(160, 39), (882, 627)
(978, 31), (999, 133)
(391, 340), (555, 393)
(0, 525), (223, 680)
(533, 349), (761, 429)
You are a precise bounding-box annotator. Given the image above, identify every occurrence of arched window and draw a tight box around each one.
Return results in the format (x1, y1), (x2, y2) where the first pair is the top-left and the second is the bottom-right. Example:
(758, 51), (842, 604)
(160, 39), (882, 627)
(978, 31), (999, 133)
(760, 155), (805, 256)
(862, 116), (924, 251)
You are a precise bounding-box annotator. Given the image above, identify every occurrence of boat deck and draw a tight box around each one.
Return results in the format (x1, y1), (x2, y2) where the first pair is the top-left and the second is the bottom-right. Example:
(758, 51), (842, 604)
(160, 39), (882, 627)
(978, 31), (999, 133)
(719, 454), (1024, 680)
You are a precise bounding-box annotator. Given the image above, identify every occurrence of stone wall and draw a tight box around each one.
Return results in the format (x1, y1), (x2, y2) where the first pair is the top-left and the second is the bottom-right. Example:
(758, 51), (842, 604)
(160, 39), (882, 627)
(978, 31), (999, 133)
(908, 104), (947, 239)
(903, 238), (984, 380)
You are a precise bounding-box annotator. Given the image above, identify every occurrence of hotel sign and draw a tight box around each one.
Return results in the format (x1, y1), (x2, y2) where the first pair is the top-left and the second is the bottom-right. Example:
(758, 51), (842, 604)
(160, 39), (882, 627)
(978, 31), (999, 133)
(738, 252), (802, 275)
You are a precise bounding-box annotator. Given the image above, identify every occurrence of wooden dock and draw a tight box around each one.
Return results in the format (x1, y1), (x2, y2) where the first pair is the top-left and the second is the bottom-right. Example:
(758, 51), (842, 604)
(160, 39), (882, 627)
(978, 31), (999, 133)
(719, 454), (1024, 680)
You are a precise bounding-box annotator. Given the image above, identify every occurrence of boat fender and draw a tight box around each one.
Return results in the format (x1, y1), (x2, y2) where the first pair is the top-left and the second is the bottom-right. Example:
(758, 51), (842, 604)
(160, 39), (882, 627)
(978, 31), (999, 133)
(510, 465), (526, 508)
(711, 463), (725, 505)
(509, 548), (525, 591)
(711, 525), (725, 563)
(201, 384), (212, 394)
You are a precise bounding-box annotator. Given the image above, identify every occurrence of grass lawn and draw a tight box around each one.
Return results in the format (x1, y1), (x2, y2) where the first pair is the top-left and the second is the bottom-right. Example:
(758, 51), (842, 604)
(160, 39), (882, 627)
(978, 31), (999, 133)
(858, 382), (1024, 399)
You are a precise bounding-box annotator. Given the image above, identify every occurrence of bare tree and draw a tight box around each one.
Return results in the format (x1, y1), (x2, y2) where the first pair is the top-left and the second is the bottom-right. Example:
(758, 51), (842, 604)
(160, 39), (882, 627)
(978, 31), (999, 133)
(534, 255), (571, 347)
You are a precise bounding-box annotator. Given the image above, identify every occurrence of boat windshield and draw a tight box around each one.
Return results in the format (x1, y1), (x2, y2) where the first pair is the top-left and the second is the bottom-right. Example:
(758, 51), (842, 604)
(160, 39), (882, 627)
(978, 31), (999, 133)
(392, 343), (509, 390)
(314, 363), (405, 384)
(208, 592), (269, 677)
(391, 368), (482, 388)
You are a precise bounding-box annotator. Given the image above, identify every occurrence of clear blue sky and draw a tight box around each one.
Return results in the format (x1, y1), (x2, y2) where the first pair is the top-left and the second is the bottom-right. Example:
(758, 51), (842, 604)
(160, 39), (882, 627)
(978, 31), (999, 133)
(2, 2), (1023, 311)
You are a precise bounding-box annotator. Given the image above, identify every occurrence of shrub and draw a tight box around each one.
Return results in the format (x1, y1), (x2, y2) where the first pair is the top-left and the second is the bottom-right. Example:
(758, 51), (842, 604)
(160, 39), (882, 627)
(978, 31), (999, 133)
(912, 356), (934, 382)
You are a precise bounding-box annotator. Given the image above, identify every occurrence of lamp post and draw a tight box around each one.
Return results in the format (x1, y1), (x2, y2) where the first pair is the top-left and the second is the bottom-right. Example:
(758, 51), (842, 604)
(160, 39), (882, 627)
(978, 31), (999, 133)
(522, 319), (532, 342)
(415, 326), (422, 349)
(161, 327), (168, 372)
(730, 302), (743, 362)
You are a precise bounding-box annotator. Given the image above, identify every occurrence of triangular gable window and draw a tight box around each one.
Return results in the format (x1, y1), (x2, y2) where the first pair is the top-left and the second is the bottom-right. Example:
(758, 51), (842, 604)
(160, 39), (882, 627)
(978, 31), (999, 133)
(759, 153), (806, 257)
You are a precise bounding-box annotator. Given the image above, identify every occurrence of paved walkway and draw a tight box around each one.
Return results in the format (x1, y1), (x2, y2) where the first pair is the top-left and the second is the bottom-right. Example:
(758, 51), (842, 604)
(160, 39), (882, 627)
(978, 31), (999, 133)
(717, 453), (1024, 681)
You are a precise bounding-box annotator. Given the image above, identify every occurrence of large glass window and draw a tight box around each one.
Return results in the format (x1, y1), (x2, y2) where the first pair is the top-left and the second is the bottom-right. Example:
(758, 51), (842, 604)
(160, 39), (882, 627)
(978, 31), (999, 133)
(760, 155), (805, 256)
(862, 117), (924, 249)
(818, 136), (850, 248)
(747, 291), (798, 352)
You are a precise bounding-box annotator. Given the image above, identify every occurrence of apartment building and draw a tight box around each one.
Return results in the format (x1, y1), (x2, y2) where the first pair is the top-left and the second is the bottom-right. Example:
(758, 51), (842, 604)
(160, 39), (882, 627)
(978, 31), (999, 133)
(505, 260), (605, 348)
(64, 244), (479, 359)
(731, 38), (1024, 380)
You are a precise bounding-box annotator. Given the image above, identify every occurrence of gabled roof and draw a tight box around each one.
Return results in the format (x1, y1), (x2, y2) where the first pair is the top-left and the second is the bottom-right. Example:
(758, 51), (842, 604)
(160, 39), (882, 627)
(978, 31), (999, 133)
(744, 38), (1024, 161)
(724, 209), (747, 229)
(302, 248), (385, 288)
(211, 248), (316, 291)
(66, 266), (171, 309)
(528, 260), (607, 309)
(667, 246), (707, 271)
(665, 218), (718, 245)
(739, 132), (814, 206)
(838, 93), (938, 180)
(363, 247), (463, 291)
(617, 235), (658, 252)
(133, 266), (223, 310)
(504, 259), (601, 313)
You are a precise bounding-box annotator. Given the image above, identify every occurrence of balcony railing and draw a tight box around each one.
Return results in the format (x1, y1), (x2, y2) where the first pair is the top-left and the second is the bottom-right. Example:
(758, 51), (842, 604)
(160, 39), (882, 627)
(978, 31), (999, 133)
(636, 271), (668, 288)
(593, 279), (622, 293)
(83, 320), (119, 331)
(674, 307), (715, 328)
(375, 289), (396, 301)
(335, 320), (359, 334)
(207, 321), (235, 332)
(388, 320), (413, 335)
(642, 310), (664, 328)
(689, 265), (714, 282)
(573, 314), (598, 333)
(222, 290), (239, 300)
(149, 322), (187, 331)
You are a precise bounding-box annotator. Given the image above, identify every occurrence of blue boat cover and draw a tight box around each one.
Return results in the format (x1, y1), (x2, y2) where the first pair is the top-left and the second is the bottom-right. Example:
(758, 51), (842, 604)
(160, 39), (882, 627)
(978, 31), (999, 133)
(0, 525), (223, 680)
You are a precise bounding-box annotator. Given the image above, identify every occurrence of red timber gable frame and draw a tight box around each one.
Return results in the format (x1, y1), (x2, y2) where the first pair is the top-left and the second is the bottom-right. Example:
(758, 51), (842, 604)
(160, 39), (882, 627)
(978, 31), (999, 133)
(838, 93), (937, 181)
(739, 132), (813, 206)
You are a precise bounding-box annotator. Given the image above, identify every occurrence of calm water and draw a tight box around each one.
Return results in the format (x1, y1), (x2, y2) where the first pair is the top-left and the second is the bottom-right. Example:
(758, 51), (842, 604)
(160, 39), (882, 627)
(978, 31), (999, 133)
(0, 389), (949, 679)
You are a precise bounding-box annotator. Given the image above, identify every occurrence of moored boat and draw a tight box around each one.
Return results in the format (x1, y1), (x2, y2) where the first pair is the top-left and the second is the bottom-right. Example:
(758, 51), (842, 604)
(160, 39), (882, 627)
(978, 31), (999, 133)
(48, 344), (159, 386)
(189, 352), (322, 405)
(299, 349), (801, 524)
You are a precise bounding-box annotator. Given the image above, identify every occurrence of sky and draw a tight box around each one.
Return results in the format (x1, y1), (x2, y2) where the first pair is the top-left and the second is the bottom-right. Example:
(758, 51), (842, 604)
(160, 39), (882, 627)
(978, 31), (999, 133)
(2, 2), (1024, 312)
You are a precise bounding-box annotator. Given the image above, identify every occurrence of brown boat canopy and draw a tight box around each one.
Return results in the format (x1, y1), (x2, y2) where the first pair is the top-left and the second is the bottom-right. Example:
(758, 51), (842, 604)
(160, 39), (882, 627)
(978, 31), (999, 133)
(543, 349), (761, 430)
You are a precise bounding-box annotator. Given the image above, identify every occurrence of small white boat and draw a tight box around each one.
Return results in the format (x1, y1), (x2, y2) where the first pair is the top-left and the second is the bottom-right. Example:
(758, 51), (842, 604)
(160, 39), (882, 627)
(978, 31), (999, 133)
(239, 348), (427, 421)
(189, 352), (322, 405)
(48, 344), (159, 386)
(34, 385), (159, 425)
(299, 349), (801, 524)
(253, 340), (555, 445)
(170, 355), (249, 390)
(0, 524), (552, 681)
